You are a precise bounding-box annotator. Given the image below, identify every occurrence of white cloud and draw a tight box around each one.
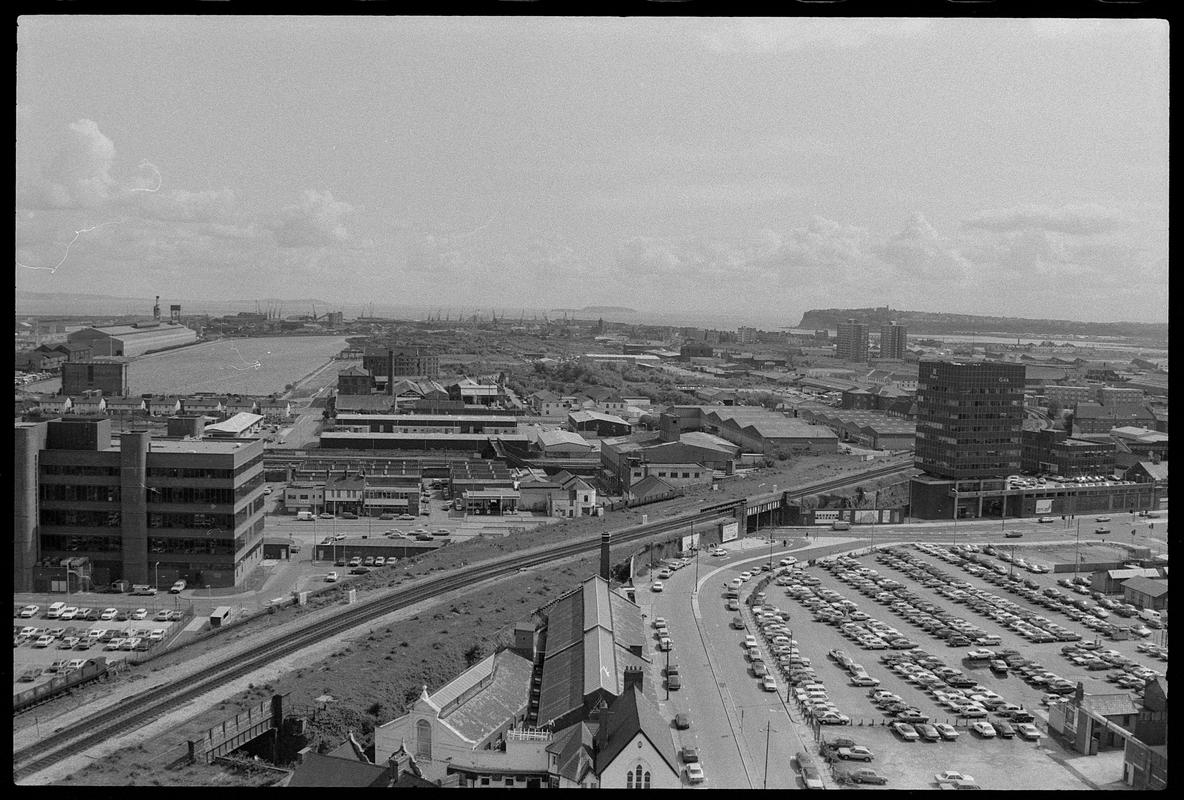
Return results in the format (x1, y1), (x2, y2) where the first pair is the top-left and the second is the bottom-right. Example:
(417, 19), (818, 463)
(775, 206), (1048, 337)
(962, 203), (1129, 236)
(699, 18), (933, 54)
(269, 189), (356, 248)
(874, 212), (972, 281)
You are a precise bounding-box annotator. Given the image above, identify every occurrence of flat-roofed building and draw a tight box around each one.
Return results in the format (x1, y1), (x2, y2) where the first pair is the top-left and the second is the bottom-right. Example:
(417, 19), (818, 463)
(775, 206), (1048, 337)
(836, 319), (869, 362)
(1021, 427), (1116, 478)
(14, 417), (265, 591)
(60, 358), (130, 398)
(915, 360), (1025, 480)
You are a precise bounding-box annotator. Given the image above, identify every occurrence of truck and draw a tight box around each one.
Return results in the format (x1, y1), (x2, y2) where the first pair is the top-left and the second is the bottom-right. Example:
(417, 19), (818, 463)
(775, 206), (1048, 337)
(296, 511), (314, 521)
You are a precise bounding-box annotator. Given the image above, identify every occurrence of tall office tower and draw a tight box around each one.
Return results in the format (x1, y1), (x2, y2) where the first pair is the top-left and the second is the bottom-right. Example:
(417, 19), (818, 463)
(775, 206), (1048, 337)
(914, 360), (1026, 480)
(835, 319), (869, 362)
(879, 321), (907, 360)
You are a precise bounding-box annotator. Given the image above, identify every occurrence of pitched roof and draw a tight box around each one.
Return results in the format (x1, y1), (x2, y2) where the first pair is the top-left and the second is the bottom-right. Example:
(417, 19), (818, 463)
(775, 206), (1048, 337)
(629, 475), (675, 499)
(430, 650), (534, 745)
(1081, 692), (1141, 718)
(287, 753), (392, 787)
(1122, 576), (1168, 598)
(1130, 461), (1168, 481)
(593, 686), (679, 777)
(548, 721), (596, 784)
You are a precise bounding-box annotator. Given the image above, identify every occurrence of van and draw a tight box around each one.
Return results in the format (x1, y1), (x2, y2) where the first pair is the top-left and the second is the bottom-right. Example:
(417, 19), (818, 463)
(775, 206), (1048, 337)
(1139, 609), (1162, 623)
(296, 511), (314, 521)
(46, 602), (67, 619)
(831, 520), (851, 531)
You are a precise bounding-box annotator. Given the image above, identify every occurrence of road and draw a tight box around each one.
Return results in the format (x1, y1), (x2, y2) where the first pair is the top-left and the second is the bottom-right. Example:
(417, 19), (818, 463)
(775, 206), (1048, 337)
(639, 535), (858, 788)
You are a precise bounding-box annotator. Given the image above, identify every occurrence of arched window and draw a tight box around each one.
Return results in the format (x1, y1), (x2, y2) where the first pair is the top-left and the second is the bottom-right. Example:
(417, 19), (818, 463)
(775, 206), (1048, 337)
(643, 770), (651, 789)
(626, 770), (634, 789)
(415, 719), (432, 760)
(633, 765), (644, 789)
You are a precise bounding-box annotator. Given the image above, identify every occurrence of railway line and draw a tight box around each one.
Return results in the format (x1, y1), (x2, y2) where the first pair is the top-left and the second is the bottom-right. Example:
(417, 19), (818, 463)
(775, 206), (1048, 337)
(13, 458), (912, 780)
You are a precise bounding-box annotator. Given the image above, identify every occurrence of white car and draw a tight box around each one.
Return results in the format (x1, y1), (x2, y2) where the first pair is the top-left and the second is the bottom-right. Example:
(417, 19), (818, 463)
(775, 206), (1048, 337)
(685, 763), (705, 784)
(936, 771), (975, 784)
(100, 608), (119, 621)
(761, 676), (778, 692)
(970, 721), (996, 738)
(651, 581), (664, 593)
(1016, 723), (1042, 740)
(19, 605), (39, 618)
(131, 608), (149, 620)
(325, 571), (339, 582)
(658, 637), (672, 651)
(653, 617), (667, 630)
(739, 571), (753, 582)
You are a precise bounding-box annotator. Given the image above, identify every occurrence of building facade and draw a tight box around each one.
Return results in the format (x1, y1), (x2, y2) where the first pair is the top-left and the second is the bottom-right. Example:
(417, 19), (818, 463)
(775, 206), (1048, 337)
(836, 319), (869, 362)
(879, 321), (907, 360)
(914, 360), (1025, 480)
(14, 417), (266, 591)
(60, 359), (130, 398)
(1020, 428), (1116, 478)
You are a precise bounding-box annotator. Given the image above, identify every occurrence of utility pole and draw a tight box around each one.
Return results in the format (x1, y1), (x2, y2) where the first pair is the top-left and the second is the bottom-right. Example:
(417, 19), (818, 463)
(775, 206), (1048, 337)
(763, 719), (772, 790)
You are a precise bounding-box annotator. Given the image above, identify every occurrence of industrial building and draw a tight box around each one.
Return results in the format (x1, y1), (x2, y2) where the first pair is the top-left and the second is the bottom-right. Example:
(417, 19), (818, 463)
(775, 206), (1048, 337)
(362, 346), (440, 380)
(67, 299), (197, 358)
(13, 417), (266, 592)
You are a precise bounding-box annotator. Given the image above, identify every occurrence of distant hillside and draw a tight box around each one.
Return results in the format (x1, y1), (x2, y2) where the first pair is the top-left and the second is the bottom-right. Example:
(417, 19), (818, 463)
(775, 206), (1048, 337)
(797, 308), (1168, 343)
(15, 290), (333, 318)
(551, 306), (638, 314)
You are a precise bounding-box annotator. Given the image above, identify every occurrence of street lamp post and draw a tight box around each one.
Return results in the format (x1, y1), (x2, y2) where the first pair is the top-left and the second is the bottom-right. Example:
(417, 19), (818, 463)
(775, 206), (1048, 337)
(154, 562), (160, 611)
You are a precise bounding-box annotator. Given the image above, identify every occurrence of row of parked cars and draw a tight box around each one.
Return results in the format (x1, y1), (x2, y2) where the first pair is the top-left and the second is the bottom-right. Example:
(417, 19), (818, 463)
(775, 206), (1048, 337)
(1060, 642), (1164, 696)
(15, 623), (169, 657)
(937, 544), (1162, 644)
(648, 616), (703, 784)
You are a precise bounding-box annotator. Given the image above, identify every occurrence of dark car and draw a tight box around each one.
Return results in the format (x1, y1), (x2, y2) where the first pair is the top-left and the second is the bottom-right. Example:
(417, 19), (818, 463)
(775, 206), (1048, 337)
(992, 721), (1016, 739)
(679, 746), (700, 763)
(1004, 531), (1023, 538)
(674, 713), (691, 730)
(666, 674), (682, 691)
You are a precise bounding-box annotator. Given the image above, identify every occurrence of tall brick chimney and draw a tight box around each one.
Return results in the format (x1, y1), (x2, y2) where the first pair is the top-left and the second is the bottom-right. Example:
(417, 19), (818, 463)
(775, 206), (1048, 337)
(600, 530), (611, 581)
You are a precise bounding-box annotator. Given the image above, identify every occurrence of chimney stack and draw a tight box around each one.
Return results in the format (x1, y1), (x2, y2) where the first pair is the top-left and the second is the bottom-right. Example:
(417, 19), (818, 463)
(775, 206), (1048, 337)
(600, 530), (611, 581)
(388, 348), (395, 395)
(623, 665), (643, 693)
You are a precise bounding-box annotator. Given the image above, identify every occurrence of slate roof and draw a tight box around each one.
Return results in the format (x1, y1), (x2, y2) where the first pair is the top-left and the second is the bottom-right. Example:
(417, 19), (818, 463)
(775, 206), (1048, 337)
(287, 753), (392, 787)
(593, 686), (679, 777)
(1122, 576), (1169, 598)
(629, 475), (675, 499)
(536, 577), (649, 728)
(1082, 693), (1140, 718)
(432, 650), (534, 745)
(548, 722), (596, 784)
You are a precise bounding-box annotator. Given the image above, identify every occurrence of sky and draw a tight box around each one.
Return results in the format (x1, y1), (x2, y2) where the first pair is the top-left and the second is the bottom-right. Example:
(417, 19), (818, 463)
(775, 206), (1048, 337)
(15, 16), (1169, 325)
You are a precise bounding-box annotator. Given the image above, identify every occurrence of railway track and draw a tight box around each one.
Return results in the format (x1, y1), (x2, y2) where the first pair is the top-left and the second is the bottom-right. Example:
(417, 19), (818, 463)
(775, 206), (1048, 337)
(12, 459), (912, 779)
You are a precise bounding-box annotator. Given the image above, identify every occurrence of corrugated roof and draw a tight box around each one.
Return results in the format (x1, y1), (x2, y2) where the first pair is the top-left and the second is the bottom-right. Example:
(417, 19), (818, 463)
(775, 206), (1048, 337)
(1082, 692), (1140, 718)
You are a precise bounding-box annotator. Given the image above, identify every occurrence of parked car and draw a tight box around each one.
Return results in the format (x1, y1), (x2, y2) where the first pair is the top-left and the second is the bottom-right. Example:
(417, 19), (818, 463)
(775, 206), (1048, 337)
(836, 746), (875, 762)
(674, 712), (691, 730)
(970, 721), (996, 738)
(685, 763), (705, 784)
(934, 723), (960, 741)
(170, 580), (187, 593)
(891, 722), (920, 741)
(679, 746), (700, 763)
(325, 571), (338, 582)
(848, 769), (887, 785)
(936, 771), (976, 785)
(651, 581), (664, 593)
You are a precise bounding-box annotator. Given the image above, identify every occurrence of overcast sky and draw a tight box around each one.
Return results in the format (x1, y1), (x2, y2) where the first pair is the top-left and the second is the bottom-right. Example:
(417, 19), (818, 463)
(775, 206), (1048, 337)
(15, 17), (1168, 324)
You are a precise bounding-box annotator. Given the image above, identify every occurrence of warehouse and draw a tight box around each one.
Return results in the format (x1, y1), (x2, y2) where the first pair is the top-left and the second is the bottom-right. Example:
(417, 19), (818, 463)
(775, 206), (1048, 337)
(67, 320), (197, 358)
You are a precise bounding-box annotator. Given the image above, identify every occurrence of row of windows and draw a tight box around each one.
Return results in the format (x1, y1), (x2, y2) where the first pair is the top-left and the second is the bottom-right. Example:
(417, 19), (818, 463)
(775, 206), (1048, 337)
(40, 484), (120, 503)
(148, 536), (236, 556)
(41, 464), (120, 477)
(148, 512), (236, 530)
(41, 534), (121, 552)
(146, 453), (262, 480)
(41, 509), (120, 528)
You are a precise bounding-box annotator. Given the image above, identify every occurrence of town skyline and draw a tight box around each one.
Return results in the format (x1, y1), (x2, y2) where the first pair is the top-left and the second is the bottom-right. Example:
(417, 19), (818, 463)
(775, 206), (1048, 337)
(16, 17), (1169, 324)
